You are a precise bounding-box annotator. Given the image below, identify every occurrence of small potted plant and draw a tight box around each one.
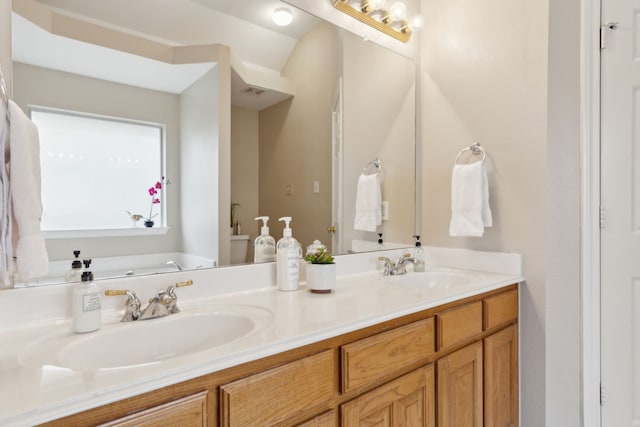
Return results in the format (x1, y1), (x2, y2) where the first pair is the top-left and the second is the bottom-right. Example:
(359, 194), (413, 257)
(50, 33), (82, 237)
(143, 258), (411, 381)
(304, 243), (336, 294)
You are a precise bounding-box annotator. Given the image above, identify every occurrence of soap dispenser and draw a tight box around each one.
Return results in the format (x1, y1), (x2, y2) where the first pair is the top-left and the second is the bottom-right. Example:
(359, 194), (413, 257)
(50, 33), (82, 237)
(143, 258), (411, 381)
(72, 270), (101, 333)
(276, 216), (302, 291)
(254, 216), (276, 263)
(64, 250), (83, 282)
(412, 235), (425, 272)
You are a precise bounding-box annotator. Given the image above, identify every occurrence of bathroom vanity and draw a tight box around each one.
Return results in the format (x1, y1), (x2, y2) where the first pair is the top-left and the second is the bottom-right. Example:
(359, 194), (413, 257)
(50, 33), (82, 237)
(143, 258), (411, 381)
(0, 247), (522, 426)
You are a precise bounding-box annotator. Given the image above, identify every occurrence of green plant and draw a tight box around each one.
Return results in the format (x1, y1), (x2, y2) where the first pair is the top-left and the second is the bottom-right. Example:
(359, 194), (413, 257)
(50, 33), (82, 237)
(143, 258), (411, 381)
(304, 248), (335, 264)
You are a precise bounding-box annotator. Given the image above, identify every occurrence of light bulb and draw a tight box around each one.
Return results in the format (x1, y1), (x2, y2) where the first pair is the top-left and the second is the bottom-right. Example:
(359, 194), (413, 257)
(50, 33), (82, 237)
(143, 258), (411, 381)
(409, 15), (424, 31)
(272, 7), (293, 26)
(388, 2), (407, 21)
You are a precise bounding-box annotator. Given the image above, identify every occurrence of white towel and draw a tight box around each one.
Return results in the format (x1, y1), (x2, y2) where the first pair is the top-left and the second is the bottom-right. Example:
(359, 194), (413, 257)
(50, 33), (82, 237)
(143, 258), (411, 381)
(0, 102), (12, 287)
(354, 173), (382, 232)
(8, 100), (48, 282)
(449, 161), (492, 237)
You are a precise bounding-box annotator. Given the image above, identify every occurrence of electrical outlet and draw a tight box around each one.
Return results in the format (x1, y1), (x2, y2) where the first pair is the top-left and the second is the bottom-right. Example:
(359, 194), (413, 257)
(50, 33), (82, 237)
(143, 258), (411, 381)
(285, 184), (293, 196)
(381, 201), (389, 220)
(313, 180), (320, 193)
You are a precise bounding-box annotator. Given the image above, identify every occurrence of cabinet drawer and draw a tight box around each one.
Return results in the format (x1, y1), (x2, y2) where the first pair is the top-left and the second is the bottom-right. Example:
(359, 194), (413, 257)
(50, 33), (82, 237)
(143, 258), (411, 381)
(220, 350), (336, 427)
(100, 391), (209, 427)
(341, 318), (434, 393)
(437, 301), (482, 350)
(484, 290), (518, 330)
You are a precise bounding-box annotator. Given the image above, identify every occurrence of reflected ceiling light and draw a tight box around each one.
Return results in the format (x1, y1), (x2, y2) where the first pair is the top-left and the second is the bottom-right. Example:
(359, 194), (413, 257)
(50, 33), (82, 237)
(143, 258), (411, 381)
(332, 0), (422, 43)
(272, 7), (293, 26)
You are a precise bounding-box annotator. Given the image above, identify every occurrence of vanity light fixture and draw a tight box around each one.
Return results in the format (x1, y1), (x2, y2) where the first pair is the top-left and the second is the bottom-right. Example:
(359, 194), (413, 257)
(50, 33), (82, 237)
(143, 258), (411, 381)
(272, 7), (293, 26)
(332, 0), (423, 43)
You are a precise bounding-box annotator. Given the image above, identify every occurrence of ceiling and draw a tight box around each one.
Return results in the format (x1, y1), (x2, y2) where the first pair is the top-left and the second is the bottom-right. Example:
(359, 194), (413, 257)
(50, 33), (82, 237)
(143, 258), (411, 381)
(12, 0), (322, 108)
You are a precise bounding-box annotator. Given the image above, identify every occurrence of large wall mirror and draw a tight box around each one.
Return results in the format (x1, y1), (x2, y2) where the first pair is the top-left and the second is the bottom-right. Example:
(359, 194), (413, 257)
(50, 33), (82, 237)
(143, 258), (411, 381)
(10, 0), (416, 286)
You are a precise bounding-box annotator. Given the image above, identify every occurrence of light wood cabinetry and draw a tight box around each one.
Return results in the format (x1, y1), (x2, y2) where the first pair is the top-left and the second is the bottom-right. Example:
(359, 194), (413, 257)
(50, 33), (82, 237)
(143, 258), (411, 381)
(341, 317), (434, 393)
(41, 285), (518, 427)
(484, 325), (518, 427)
(219, 350), (336, 427)
(341, 364), (435, 427)
(437, 341), (484, 427)
(100, 391), (209, 427)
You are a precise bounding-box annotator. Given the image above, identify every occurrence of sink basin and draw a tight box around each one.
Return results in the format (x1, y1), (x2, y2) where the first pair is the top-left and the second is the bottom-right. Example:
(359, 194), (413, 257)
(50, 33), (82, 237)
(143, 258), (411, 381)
(19, 304), (273, 371)
(386, 268), (480, 289)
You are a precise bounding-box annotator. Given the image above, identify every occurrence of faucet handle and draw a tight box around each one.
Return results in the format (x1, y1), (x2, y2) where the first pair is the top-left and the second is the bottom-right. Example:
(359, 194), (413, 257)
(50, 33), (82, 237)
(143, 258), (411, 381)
(165, 279), (193, 314)
(104, 289), (141, 322)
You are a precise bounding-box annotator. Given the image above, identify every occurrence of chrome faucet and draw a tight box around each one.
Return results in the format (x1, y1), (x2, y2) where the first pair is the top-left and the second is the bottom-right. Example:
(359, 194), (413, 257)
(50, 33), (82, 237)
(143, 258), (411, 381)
(378, 254), (419, 276)
(105, 280), (193, 322)
(166, 260), (184, 271)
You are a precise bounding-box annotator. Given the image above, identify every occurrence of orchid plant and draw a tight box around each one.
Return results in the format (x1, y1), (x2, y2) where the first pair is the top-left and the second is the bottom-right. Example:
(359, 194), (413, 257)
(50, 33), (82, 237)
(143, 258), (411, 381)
(146, 178), (164, 222)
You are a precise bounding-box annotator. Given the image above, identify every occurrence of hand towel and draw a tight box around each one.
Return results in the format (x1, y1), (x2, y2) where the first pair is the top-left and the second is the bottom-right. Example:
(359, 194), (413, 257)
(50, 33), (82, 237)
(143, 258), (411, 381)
(0, 102), (12, 287)
(8, 100), (48, 282)
(354, 173), (382, 232)
(449, 161), (492, 237)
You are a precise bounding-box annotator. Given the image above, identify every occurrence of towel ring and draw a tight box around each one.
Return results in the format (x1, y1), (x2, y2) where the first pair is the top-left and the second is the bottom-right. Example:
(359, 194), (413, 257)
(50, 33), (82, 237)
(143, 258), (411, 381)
(362, 158), (382, 175)
(455, 143), (486, 165)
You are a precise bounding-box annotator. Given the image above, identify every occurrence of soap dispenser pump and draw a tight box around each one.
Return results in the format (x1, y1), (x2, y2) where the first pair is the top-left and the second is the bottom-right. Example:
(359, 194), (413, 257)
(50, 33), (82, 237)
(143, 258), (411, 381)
(276, 216), (302, 291)
(254, 216), (276, 263)
(64, 250), (83, 282)
(412, 235), (425, 272)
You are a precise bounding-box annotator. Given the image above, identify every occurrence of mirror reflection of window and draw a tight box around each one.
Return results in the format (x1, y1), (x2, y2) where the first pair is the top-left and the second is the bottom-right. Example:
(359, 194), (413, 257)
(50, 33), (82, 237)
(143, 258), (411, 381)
(31, 108), (165, 231)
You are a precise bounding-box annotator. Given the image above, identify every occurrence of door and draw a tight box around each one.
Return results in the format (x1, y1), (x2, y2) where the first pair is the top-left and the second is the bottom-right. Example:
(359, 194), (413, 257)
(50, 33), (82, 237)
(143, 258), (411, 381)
(437, 341), (483, 427)
(331, 78), (344, 254)
(341, 364), (435, 427)
(600, 0), (640, 424)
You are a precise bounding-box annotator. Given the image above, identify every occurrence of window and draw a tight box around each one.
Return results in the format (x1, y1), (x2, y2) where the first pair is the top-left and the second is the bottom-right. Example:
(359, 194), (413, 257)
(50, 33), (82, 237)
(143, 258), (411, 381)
(32, 107), (165, 231)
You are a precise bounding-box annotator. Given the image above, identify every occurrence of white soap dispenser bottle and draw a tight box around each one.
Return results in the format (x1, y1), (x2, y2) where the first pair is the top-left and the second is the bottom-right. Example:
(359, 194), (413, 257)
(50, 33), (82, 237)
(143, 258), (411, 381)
(254, 216), (276, 263)
(72, 270), (102, 333)
(276, 216), (302, 291)
(412, 235), (425, 272)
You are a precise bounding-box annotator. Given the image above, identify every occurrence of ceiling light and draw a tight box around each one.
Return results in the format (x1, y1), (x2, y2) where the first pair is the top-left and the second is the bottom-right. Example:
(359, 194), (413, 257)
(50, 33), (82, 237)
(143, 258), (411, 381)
(272, 7), (293, 26)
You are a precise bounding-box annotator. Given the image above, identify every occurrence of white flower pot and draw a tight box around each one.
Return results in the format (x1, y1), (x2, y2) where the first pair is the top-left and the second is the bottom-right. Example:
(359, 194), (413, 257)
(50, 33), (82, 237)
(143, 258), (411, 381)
(305, 263), (336, 294)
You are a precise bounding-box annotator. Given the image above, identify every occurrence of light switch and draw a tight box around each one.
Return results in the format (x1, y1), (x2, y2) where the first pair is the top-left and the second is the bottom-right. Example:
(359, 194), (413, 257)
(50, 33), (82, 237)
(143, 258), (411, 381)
(381, 201), (389, 220)
(285, 184), (293, 196)
(313, 181), (320, 193)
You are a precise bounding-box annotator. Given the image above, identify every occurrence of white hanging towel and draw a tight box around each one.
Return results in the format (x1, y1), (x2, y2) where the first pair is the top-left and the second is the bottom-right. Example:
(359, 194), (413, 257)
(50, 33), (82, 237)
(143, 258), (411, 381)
(354, 173), (382, 232)
(8, 100), (48, 282)
(449, 161), (492, 237)
(0, 102), (13, 287)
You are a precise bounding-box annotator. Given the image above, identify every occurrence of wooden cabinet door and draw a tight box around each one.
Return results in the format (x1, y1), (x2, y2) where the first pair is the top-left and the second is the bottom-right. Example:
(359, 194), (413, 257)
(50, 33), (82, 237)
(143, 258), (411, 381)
(341, 364), (435, 427)
(484, 325), (518, 427)
(437, 341), (483, 427)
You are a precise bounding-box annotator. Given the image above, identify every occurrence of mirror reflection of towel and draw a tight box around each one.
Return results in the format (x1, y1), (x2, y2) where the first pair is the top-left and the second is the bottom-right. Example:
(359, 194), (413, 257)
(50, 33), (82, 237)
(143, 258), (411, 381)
(8, 100), (49, 282)
(354, 173), (381, 232)
(449, 161), (492, 237)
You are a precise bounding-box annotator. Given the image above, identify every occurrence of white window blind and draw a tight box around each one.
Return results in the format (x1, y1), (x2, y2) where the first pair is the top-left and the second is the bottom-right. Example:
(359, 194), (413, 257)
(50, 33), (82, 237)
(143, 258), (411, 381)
(31, 107), (165, 231)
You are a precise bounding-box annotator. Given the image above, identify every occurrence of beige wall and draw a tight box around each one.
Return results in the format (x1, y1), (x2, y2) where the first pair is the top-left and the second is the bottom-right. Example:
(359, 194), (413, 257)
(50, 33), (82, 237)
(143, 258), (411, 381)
(259, 22), (340, 249)
(13, 62), (182, 261)
(342, 31), (416, 248)
(231, 105), (259, 262)
(419, 0), (549, 424)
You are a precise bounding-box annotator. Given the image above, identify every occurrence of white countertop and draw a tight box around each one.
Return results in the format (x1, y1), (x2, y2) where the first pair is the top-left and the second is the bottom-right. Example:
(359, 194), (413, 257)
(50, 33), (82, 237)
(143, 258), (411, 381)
(0, 247), (523, 426)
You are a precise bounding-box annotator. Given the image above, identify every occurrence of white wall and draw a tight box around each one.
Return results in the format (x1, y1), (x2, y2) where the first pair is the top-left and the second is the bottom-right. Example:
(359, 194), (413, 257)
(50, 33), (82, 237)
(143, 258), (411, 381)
(342, 31), (416, 247)
(419, 0), (550, 425)
(180, 66), (221, 263)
